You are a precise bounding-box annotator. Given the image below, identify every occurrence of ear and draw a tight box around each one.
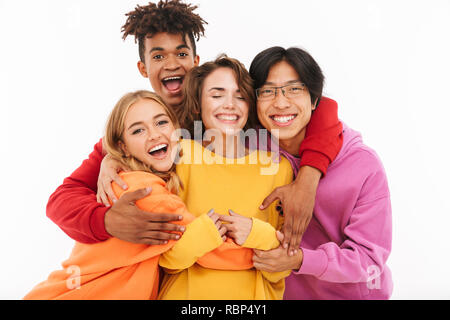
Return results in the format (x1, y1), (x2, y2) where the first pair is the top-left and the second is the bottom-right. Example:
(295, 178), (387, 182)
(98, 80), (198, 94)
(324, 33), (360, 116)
(118, 140), (130, 158)
(137, 61), (148, 78)
(193, 55), (200, 67)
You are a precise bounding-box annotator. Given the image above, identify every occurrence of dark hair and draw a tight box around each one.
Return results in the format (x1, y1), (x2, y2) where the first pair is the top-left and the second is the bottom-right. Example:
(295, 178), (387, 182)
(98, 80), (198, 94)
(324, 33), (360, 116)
(249, 46), (324, 107)
(179, 54), (257, 136)
(121, 0), (207, 62)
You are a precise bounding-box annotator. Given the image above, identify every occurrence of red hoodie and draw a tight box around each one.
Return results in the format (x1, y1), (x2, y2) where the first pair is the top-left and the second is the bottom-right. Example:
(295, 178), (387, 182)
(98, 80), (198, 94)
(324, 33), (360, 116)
(47, 97), (343, 243)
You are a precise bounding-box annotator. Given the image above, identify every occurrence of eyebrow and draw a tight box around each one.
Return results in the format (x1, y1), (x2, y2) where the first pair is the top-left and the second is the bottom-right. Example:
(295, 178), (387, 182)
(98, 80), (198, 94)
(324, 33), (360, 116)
(149, 44), (191, 54)
(208, 87), (241, 93)
(263, 80), (303, 86)
(127, 113), (168, 130)
(208, 87), (225, 92)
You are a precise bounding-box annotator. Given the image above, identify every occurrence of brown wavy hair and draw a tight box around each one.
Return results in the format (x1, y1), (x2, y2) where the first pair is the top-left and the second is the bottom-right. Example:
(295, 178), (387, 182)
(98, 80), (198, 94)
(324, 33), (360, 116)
(104, 90), (182, 194)
(178, 54), (257, 136)
(121, 0), (207, 62)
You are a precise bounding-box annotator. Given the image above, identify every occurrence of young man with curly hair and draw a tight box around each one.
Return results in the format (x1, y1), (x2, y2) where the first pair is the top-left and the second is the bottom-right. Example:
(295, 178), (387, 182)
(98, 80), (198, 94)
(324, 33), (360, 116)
(47, 0), (343, 260)
(122, 1), (205, 108)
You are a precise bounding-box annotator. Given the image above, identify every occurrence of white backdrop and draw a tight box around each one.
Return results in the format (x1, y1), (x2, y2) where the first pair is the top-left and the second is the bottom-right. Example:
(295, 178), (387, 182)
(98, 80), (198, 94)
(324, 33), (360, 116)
(1, 0), (449, 300)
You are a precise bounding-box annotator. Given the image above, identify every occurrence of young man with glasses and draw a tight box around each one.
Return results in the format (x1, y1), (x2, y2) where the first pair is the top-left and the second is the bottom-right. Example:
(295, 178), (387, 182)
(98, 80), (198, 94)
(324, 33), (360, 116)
(250, 46), (392, 299)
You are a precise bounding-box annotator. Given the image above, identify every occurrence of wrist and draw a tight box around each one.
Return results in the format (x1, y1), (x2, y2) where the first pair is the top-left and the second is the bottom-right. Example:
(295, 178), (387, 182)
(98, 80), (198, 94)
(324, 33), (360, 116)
(293, 248), (304, 271)
(93, 206), (112, 240)
(243, 217), (253, 244)
(295, 166), (321, 189)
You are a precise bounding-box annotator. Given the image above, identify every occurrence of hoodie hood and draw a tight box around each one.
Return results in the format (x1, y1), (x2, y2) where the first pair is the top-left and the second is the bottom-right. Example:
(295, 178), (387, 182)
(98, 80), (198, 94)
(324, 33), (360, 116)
(330, 122), (364, 168)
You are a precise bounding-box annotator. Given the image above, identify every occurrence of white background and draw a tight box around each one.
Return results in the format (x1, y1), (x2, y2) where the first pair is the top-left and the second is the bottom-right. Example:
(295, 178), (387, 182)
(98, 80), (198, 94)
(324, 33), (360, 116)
(1, 0), (449, 300)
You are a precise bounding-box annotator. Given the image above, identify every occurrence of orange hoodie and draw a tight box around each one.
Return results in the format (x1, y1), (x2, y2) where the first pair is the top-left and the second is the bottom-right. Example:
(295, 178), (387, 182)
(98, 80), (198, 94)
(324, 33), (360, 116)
(24, 171), (252, 300)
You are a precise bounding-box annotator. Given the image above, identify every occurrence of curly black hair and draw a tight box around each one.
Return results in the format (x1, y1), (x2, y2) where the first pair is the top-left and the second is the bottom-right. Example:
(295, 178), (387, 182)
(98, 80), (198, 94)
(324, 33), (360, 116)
(122, 0), (207, 61)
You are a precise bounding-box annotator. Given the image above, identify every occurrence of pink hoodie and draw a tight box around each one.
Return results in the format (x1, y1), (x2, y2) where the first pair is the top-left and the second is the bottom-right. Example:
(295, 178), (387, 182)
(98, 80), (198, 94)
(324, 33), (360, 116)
(280, 124), (393, 300)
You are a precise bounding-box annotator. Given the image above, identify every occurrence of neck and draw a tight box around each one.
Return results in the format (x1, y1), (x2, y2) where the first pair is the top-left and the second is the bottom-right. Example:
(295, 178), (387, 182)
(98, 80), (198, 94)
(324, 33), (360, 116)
(203, 132), (247, 158)
(278, 129), (306, 157)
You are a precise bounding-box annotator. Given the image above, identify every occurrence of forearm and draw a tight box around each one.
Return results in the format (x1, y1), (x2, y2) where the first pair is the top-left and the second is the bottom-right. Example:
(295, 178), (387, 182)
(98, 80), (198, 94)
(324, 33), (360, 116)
(293, 165), (321, 190)
(297, 242), (388, 284)
(297, 195), (392, 283)
(159, 214), (223, 272)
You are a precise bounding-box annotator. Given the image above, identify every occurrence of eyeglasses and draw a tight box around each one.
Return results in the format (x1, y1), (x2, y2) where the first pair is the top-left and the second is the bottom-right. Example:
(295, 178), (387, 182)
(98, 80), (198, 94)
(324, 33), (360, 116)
(256, 83), (306, 101)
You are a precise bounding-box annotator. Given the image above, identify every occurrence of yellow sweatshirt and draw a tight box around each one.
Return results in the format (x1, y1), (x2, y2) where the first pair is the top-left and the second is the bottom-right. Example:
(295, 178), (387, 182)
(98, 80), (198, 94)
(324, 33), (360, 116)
(158, 139), (294, 300)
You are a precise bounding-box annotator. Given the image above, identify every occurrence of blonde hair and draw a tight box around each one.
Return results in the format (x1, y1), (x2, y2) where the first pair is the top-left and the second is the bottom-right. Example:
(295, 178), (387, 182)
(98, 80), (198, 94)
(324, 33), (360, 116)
(104, 90), (182, 194)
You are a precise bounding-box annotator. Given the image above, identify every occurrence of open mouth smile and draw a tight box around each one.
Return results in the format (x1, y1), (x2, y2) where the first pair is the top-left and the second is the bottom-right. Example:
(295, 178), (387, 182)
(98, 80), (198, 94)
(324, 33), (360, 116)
(148, 143), (169, 159)
(215, 114), (240, 123)
(269, 114), (298, 127)
(162, 76), (184, 93)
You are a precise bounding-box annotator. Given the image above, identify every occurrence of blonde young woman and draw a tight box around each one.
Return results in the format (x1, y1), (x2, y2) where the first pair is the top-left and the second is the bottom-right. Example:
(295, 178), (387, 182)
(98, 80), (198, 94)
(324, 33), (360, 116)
(24, 91), (250, 300)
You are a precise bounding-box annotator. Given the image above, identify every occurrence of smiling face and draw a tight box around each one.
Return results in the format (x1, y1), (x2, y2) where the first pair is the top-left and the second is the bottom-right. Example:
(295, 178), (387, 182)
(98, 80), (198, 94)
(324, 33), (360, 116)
(200, 67), (249, 136)
(257, 60), (316, 151)
(137, 32), (200, 109)
(121, 98), (178, 172)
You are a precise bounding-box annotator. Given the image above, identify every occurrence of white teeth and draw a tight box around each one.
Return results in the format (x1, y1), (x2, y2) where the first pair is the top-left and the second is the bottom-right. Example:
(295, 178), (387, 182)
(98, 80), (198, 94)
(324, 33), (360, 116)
(149, 144), (168, 153)
(273, 115), (295, 123)
(217, 115), (238, 121)
(163, 76), (181, 81)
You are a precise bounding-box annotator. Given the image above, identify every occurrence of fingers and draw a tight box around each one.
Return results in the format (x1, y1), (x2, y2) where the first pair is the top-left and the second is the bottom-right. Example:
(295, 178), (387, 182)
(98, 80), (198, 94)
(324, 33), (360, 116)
(218, 225), (227, 241)
(207, 209), (227, 241)
(228, 209), (243, 217)
(252, 259), (274, 272)
(139, 230), (181, 242)
(276, 231), (285, 243)
(216, 222), (227, 241)
(218, 215), (234, 223)
(287, 216), (302, 256)
(253, 249), (266, 259)
(282, 214), (293, 251)
(259, 188), (280, 210)
(207, 209), (220, 224)
(103, 179), (117, 205)
(137, 238), (170, 246)
(111, 171), (128, 190)
(97, 188), (111, 207)
(286, 212), (312, 256)
(143, 212), (184, 223)
(121, 187), (152, 203)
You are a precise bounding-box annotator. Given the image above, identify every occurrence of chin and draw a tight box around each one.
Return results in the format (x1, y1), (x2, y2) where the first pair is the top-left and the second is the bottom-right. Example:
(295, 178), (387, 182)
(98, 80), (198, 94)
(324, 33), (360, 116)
(164, 95), (183, 108)
(152, 164), (173, 173)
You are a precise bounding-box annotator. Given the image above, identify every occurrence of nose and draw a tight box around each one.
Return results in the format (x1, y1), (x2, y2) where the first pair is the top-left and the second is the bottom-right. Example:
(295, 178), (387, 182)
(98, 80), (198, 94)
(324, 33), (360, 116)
(164, 54), (181, 71)
(222, 94), (236, 110)
(148, 128), (162, 141)
(273, 88), (290, 109)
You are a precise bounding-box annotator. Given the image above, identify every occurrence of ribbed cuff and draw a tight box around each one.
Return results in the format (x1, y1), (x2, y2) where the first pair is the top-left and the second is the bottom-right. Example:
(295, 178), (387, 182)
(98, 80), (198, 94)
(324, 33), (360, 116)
(299, 150), (330, 177)
(242, 218), (279, 250)
(194, 213), (224, 252)
(294, 248), (328, 278)
(89, 206), (112, 241)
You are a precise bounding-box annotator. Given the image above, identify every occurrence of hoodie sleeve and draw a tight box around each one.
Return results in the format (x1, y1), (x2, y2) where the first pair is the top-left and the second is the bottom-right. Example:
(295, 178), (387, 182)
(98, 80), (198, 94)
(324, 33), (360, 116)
(299, 97), (343, 176)
(295, 155), (392, 284)
(158, 213), (224, 273)
(46, 138), (111, 243)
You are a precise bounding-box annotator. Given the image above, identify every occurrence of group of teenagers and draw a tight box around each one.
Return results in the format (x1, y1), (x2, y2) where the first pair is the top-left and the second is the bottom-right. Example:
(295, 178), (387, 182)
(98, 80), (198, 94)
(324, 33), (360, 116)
(24, 0), (393, 300)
